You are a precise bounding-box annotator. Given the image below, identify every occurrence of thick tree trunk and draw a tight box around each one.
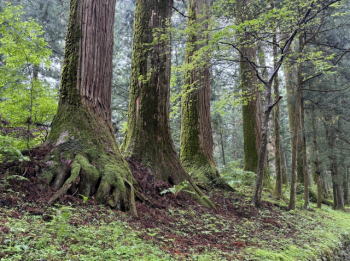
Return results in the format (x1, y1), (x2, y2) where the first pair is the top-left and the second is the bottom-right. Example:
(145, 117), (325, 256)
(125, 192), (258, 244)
(180, 0), (227, 188)
(123, 0), (214, 207)
(42, 0), (136, 214)
(123, 0), (183, 183)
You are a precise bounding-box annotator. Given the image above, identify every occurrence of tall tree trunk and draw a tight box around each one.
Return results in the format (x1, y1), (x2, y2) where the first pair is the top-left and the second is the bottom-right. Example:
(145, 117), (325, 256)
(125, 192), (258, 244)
(237, 0), (261, 174)
(287, 70), (301, 210)
(257, 43), (272, 189)
(285, 38), (304, 210)
(180, 0), (226, 188)
(344, 166), (350, 205)
(311, 104), (322, 208)
(123, 0), (183, 183)
(43, 0), (136, 214)
(272, 34), (283, 199)
(123, 0), (214, 207)
(281, 146), (288, 185)
(325, 119), (344, 210)
(220, 126), (226, 166)
(300, 98), (309, 208)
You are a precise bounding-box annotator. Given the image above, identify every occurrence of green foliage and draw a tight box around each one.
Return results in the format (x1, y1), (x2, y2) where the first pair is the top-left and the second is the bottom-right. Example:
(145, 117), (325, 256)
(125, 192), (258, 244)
(0, 135), (29, 162)
(160, 180), (195, 197)
(220, 161), (256, 187)
(244, 206), (350, 260)
(1, 206), (170, 261)
(0, 4), (51, 88)
(0, 4), (57, 157)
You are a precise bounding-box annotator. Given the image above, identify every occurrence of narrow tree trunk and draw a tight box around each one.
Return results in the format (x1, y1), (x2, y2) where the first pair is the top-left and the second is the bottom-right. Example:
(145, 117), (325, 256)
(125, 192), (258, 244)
(272, 35), (283, 199)
(285, 38), (303, 210)
(311, 104), (322, 208)
(300, 98), (309, 208)
(180, 0), (226, 188)
(288, 81), (301, 210)
(325, 119), (344, 210)
(344, 166), (350, 205)
(236, 0), (261, 174)
(220, 127), (226, 166)
(281, 147), (288, 185)
(43, 0), (136, 214)
(257, 43), (272, 189)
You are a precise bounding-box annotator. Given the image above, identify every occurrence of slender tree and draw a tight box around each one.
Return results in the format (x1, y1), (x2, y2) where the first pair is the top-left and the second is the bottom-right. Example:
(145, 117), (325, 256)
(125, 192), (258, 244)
(42, 0), (136, 214)
(325, 116), (344, 210)
(272, 34), (283, 199)
(236, 0), (261, 174)
(311, 104), (322, 208)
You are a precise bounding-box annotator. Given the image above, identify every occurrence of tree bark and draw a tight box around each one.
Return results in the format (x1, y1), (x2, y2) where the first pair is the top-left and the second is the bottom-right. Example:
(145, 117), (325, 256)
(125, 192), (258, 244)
(300, 98), (309, 208)
(344, 166), (349, 205)
(272, 34), (283, 199)
(311, 104), (322, 208)
(123, 0), (214, 207)
(285, 39), (302, 210)
(180, 0), (227, 189)
(236, 0), (261, 174)
(288, 72), (301, 210)
(123, 0), (183, 183)
(325, 118), (344, 210)
(43, 0), (136, 214)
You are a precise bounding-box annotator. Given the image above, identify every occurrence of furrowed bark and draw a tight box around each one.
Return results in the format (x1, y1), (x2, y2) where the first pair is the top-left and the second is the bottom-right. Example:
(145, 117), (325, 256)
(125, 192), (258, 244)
(42, 0), (137, 215)
(180, 0), (230, 190)
(123, 0), (215, 207)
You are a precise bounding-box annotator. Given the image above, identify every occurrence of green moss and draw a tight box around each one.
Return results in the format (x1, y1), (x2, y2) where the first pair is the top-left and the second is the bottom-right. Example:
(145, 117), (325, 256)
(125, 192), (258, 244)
(243, 206), (350, 260)
(0, 207), (170, 260)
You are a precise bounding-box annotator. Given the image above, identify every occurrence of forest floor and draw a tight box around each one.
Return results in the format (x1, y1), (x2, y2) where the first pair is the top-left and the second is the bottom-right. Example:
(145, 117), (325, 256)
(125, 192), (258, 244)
(1, 156), (350, 260)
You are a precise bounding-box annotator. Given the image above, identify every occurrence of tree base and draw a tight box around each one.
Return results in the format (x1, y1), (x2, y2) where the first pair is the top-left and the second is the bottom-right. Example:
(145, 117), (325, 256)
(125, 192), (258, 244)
(41, 104), (137, 215)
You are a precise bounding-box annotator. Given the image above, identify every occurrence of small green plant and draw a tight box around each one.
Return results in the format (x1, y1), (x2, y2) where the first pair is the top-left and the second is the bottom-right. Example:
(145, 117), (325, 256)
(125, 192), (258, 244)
(220, 161), (256, 187)
(49, 206), (74, 240)
(0, 135), (30, 163)
(160, 180), (195, 197)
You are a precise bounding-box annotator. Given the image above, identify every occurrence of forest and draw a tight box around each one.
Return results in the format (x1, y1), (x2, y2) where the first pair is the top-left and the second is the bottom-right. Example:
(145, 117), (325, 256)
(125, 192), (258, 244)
(1, 0), (350, 260)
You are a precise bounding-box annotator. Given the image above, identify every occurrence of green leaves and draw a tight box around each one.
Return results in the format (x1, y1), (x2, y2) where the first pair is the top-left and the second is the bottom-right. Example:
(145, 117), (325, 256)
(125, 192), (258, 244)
(0, 4), (57, 156)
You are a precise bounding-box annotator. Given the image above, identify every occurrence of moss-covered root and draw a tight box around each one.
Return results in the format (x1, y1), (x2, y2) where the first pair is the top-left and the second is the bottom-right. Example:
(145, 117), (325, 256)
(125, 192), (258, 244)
(48, 155), (82, 205)
(183, 160), (234, 192)
(187, 176), (216, 209)
(45, 152), (137, 216)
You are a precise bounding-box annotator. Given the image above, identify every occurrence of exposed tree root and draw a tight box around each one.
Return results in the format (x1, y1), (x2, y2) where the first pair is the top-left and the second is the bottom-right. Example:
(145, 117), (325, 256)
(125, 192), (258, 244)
(48, 155), (82, 205)
(40, 105), (138, 216)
